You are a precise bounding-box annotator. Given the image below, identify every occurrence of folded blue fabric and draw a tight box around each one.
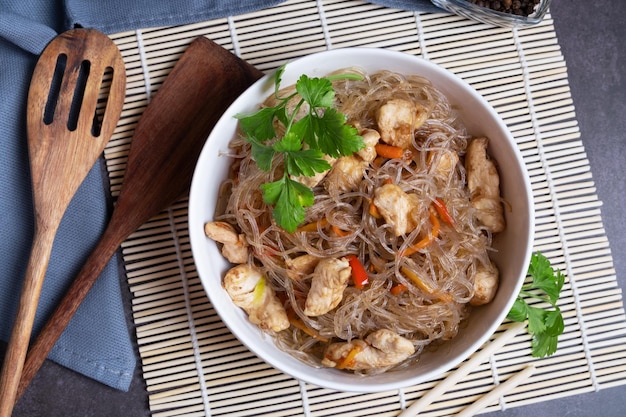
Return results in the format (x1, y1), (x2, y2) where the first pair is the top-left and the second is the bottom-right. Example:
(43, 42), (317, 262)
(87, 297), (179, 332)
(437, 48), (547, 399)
(370, 0), (442, 14)
(62, 0), (441, 34)
(0, 0), (441, 392)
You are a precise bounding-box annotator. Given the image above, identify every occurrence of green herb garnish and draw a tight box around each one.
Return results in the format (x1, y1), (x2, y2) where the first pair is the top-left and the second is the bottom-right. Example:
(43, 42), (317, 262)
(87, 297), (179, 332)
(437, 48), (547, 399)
(235, 64), (364, 232)
(507, 252), (565, 358)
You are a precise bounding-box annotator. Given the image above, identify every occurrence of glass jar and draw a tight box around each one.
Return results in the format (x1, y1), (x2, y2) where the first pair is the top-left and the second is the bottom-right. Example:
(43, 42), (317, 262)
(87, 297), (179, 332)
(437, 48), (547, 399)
(430, 0), (551, 27)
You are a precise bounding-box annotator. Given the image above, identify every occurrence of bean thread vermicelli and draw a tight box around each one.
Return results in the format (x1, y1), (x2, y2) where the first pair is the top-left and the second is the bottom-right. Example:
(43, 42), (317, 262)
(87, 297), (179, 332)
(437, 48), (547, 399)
(208, 68), (503, 374)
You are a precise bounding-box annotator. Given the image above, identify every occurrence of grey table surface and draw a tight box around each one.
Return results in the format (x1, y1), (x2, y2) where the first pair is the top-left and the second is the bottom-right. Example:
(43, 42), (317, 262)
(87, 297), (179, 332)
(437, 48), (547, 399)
(3, 0), (625, 415)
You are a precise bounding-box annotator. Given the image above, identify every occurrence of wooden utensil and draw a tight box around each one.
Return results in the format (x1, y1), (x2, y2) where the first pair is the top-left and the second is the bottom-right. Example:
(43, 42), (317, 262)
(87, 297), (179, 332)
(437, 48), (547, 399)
(15, 36), (264, 401)
(455, 364), (535, 417)
(398, 322), (526, 417)
(0, 28), (126, 417)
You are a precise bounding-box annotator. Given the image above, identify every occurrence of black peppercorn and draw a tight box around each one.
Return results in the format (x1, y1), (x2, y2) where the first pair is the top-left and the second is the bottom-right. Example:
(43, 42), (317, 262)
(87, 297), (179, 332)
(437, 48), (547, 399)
(464, 0), (541, 17)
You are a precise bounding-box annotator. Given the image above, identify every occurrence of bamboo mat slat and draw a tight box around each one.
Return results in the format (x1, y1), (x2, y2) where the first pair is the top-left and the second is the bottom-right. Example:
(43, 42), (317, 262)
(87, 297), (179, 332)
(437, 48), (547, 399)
(104, 1), (626, 416)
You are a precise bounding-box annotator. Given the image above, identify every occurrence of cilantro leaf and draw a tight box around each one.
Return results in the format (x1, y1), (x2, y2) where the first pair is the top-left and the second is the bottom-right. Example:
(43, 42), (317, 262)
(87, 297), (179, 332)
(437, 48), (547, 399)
(296, 75), (335, 108)
(529, 255), (565, 305)
(544, 307), (565, 336)
(261, 176), (314, 232)
(235, 107), (279, 142)
(284, 148), (331, 178)
(275, 106), (290, 127)
(506, 252), (565, 358)
(531, 331), (559, 358)
(247, 136), (276, 171)
(290, 115), (314, 148)
(531, 308), (563, 357)
(507, 298), (528, 323)
(526, 306), (547, 335)
(274, 131), (331, 177)
(259, 177), (284, 205)
(273, 130), (302, 152)
(297, 110), (363, 158)
(274, 64), (286, 97)
(234, 64), (364, 231)
(316, 108), (364, 157)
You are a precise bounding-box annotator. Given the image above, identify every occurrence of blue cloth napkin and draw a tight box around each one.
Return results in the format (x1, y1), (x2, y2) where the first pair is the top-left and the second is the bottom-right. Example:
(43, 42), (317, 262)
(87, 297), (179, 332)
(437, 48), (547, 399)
(0, 0), (441, 392)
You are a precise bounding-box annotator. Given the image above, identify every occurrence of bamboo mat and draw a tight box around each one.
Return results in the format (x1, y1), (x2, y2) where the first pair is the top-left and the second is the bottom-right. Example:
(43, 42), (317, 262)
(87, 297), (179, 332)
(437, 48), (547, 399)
(105, 1), (626, 415)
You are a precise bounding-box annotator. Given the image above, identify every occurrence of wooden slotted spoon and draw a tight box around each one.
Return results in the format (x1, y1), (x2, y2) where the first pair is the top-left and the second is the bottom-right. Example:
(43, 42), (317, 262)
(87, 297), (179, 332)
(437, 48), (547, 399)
(14, 36), (264, 401)
(0, 28), (126, 416)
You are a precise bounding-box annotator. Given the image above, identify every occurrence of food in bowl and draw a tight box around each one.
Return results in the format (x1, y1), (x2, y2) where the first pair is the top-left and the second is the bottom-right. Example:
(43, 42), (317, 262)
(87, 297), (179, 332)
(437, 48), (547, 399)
(188, 48), (533, 392)
(204, 67), (506, 373)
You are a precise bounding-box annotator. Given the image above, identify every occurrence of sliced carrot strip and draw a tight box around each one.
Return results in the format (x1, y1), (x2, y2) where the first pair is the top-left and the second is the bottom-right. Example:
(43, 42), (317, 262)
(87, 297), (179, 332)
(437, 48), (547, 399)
(400, 267), (433, 294)
(372, 155), (385, 169)
(433, 197), (455, 227)
(332, 225), (351, 237)
(368, 200), (382, 219)
(297, 218), (328, 233)
(399, 208), (440, 257)
(390, 283), (408, 295)
(375, 143), (405, 159)
(287, 310), (328, 342)
(400, 266), (452, 303)
(335, 345), (364, 370)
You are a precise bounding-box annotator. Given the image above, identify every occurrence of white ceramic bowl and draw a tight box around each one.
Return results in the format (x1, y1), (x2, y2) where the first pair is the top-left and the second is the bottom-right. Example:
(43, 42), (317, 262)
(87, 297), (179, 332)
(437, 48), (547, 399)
(189, 48), (534, 393)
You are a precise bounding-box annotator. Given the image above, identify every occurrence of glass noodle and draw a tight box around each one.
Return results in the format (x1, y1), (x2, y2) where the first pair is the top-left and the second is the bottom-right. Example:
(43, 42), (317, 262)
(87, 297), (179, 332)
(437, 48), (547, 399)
(215, 69), (495, 374)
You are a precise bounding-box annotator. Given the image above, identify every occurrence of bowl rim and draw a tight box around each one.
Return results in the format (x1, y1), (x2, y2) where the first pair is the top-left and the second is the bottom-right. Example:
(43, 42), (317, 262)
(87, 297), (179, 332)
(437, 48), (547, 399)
(189, 47), (535, 392)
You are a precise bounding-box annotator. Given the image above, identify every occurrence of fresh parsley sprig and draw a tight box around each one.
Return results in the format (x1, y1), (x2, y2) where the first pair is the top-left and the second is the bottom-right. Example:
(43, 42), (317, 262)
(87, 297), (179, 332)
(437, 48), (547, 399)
(235, 64), (364, 232)
(507, 252), (565, 358)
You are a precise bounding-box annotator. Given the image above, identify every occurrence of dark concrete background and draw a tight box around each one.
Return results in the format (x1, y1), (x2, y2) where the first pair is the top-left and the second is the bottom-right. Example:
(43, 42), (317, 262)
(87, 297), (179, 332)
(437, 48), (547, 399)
(3, 0), (625, 415)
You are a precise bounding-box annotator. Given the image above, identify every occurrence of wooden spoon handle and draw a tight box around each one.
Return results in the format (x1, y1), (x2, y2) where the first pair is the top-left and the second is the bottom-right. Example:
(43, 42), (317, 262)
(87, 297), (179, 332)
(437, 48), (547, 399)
(15, 221), (124, 400)
(0, 227), (57, 417)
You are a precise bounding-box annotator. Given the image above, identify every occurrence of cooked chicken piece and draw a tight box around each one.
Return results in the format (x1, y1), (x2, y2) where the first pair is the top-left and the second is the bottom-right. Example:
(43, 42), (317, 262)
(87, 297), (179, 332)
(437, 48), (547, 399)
(357, 128), (380, 163)
(304, 257), (351, 316)
(324, 128), (380, 193)
(373, 183), (421, 236)
(285, 254), (320, 280)
(470, 260), (499, 306)
(325, 155), (367, 194)
(376, 99), (427, 149)
(472, 197), (506, 233)
(223, 264), (290, 332)
(321, 329), (415, 370)
(292, 153), (336, 188)
(204, 221), (249, 264)
(429, 149), (459, 177)
(465, 137), (505, 233)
